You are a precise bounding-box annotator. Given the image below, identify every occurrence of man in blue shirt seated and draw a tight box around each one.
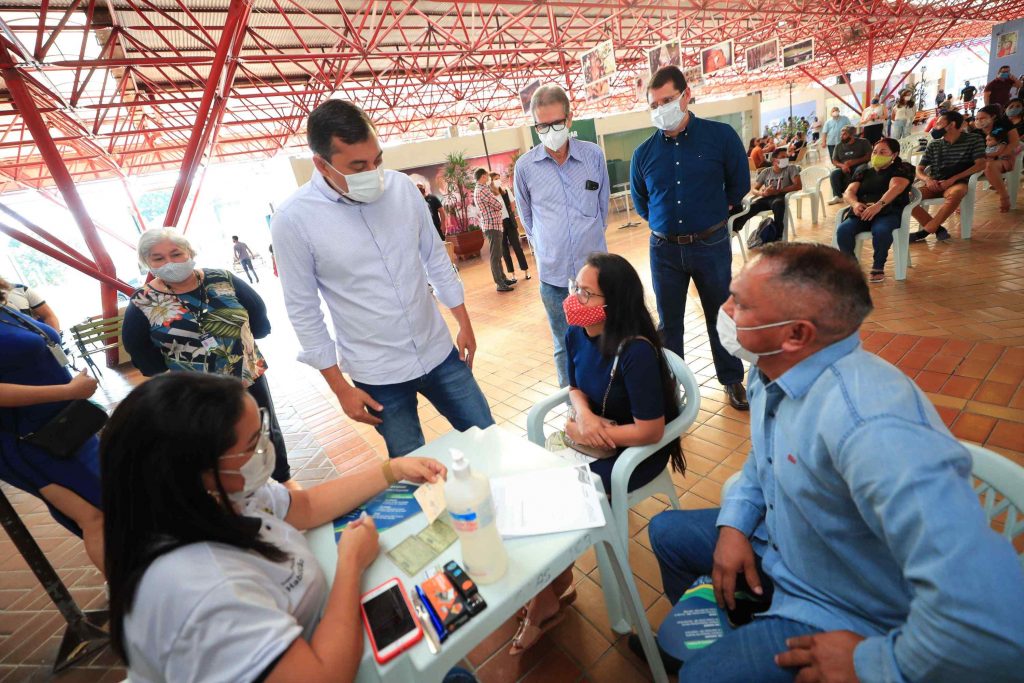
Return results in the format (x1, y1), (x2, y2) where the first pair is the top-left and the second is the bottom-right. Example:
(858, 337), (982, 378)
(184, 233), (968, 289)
(643, 242), (1024, 682)
(630, 66), (751, 410)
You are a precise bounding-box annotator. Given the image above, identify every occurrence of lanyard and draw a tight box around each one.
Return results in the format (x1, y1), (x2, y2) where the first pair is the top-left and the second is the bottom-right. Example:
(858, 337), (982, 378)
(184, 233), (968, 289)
(0, 306), (72, 367)
(153, 276), (209, 326)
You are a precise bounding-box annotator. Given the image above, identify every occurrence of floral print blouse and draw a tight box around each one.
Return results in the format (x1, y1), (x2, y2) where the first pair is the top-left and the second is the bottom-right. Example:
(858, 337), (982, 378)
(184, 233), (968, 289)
(123, 269), (269, 386)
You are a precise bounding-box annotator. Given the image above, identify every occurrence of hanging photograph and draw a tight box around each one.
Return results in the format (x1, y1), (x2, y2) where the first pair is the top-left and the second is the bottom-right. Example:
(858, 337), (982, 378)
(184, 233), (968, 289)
(745, 39), (779, 72)
(997, 31), (1018, 58)
(782, 38), (815, 68)
(681, 65), (704, 89)
(519, 79), (541, 115)
(580, 40), (617, 88)
(701, 40), (734, 76)
(648, 39), (682, 76)
(585, 78), (611, 102)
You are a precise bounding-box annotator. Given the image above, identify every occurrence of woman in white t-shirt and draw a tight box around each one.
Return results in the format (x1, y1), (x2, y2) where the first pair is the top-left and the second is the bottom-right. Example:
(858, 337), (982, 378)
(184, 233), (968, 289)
(101, 373), (470, 683)
(891, 90), (917, 140)
(860, 98), (887, 143)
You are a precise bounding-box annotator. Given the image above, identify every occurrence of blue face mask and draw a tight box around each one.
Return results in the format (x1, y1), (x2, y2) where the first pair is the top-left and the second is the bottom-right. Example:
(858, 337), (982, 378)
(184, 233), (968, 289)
(999, 72), (1010, 80)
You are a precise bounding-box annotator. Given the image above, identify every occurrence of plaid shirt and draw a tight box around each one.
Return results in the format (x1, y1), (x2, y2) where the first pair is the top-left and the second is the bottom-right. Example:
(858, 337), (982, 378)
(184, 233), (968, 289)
(473, 183), (504, 232)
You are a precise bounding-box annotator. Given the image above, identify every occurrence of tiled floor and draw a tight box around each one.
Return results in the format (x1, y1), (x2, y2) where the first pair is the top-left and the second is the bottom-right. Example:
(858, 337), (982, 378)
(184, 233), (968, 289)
(2, 162), (1022, 682)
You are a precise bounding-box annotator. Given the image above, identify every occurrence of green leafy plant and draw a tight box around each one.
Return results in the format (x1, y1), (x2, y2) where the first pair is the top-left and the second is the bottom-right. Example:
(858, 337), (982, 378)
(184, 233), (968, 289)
(440, 151), (479, 235)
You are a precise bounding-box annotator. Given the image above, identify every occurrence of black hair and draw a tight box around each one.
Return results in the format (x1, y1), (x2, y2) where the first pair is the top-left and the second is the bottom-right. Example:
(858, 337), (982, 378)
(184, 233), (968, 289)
(977, 104), (1006, 120)
(102, 374), (288, 663)
(306, 99), (377, 160)
(474, 167), (490, 181)
(939, 110), (965, 129)
(877, 136), (901, 158)
(988, 127), (1010, 145)
(999, 64), (1011, 71)
(771, 147), (789, 159)
(584, 253), (685, 476)
(648, 65), (687, 94)
(231, 235), (238, 241)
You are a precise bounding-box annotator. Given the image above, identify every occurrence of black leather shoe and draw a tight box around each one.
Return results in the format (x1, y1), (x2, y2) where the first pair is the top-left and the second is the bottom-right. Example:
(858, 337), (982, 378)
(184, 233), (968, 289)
(725, 383), (749, 410)
(627, 633), (682, 675)
(505, 277), (518, 284)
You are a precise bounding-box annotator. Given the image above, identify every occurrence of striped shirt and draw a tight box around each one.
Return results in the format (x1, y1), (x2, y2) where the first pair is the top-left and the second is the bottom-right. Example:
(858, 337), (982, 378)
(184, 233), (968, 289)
(514, 138), (610, 287)
(473, 183), (504, 232)
(920, 131), (985, 179)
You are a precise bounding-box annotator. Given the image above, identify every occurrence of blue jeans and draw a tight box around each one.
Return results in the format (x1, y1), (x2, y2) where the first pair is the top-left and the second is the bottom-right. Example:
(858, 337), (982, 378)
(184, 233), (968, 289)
(354, 348), (494, 457)
(240, 258), (258, 283)
(890, 119), (910, 139)
(835, 211), (901, 271)
(648, 509), (820, 682)
(649, 230), (744, 386)
(539, 282), (570, 387)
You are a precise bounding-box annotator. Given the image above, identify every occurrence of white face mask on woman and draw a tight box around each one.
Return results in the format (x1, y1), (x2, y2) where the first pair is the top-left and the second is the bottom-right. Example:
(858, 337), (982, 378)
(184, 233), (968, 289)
(716, 307), (795, 365)
(220, 410), (275, 502)
(150, 259), (195, 284)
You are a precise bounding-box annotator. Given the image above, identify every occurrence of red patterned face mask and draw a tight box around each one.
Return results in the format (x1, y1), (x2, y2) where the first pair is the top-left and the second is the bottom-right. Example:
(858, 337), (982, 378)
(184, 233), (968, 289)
(563, 294), (607, 327)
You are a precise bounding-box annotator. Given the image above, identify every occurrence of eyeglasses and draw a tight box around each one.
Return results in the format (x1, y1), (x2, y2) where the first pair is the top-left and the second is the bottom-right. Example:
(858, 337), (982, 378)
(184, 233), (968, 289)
(534, 118), (568, 134)
(649, 93), (682, 110)
(568, 278), (605, 305)
(222, 408), (271, 460)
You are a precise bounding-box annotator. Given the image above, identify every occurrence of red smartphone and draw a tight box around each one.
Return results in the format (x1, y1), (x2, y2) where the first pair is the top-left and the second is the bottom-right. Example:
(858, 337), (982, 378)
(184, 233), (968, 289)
(359, 578), (423, 664)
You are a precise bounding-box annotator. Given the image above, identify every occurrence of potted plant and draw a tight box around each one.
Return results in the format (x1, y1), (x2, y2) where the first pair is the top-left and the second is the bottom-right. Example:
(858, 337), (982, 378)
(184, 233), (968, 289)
(441, 151), (484, 259)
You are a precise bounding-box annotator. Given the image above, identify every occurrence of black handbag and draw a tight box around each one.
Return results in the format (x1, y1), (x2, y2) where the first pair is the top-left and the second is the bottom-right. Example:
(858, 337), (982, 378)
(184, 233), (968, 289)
(20, 399), (108, 460)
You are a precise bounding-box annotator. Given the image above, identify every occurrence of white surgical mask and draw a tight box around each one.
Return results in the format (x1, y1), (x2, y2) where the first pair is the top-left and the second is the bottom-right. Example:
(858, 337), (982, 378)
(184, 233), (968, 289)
(650, 97), (686, 131)
(326, 161), (385, 204)
(716, 306), (795, 365)
(539, 127), (570, 152)
(986, 145), (1000, 154)
(150, 259), (195, 284)
(221, 410), (275, 502)
(776, 158), (790, 169)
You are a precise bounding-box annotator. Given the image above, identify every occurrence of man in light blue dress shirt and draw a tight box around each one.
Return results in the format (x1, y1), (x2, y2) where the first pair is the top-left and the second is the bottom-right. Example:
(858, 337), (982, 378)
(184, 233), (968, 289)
(820, 107), (852, 162)
(646, 243), (1024, 682)
(271, 100), (493, 457)
(514, 84), (610, 387)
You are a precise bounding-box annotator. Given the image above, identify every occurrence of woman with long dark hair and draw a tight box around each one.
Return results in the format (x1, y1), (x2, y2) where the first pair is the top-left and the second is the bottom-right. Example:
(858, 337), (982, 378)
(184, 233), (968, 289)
(509, 252), (685, 655)
(973, 104), (1021, 212)
(101, 373), (450, 682)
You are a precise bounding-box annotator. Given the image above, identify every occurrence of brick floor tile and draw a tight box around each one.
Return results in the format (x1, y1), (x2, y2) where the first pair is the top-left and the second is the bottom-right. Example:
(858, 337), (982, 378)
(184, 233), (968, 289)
(951, 413), (997, 443)
(988, 420), (1024, 451)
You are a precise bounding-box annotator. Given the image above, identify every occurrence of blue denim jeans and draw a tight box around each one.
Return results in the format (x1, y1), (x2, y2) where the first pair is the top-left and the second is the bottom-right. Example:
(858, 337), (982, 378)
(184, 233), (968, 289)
(539, 282), (570, 387)
(835, 211), (902, 271)
(648, 509), (820, 682)
(890, 119), (910, 140)
(649, 230), (744, 386)
(354, 348), (494, 457)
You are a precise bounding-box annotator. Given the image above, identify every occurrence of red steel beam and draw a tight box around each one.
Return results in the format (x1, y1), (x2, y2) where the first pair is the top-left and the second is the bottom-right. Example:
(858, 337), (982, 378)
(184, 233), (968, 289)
(0, 41), (124, 364)
(163, 0), (252, 228)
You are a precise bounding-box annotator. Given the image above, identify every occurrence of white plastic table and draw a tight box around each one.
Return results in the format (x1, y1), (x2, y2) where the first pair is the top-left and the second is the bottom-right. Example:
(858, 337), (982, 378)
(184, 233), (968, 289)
(306, 425), (667, 683)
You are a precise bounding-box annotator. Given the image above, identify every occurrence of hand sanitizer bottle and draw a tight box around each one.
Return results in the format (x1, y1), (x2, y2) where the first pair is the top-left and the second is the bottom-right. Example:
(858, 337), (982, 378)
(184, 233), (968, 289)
(444, 449), (507, 584)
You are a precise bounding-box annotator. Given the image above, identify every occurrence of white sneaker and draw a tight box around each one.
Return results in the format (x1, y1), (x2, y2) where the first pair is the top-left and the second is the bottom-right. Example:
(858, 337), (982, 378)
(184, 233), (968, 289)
(827, 197), (843, 205)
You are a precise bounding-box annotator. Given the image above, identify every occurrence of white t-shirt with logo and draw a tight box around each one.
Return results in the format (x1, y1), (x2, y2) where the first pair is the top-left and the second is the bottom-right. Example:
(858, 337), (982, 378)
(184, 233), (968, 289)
(124, 482), (328, 683)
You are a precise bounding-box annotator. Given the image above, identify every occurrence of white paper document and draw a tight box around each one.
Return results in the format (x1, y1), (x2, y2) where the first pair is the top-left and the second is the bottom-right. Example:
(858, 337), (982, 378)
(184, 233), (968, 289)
(491, 465), (606, 537)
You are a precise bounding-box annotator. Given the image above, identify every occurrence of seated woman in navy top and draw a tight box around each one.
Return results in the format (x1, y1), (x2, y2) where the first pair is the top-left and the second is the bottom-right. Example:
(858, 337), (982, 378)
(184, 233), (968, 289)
(564, 252), (684, 492)
(509, 253), (685, 656)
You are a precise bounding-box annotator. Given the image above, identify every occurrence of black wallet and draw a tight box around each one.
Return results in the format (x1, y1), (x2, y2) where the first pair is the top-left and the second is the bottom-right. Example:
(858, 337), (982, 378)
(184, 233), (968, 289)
(21, 400), (108, 460)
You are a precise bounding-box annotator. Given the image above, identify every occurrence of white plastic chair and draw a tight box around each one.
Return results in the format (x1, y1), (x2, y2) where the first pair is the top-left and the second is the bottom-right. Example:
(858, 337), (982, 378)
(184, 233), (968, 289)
(964, 442), (1024, 566)
(526, 348), (700, 633)
(786, 167), (830, 228)
(830, 187), (921, 281)
(919, 171), (983, 239)
(727, 192), (796, 263)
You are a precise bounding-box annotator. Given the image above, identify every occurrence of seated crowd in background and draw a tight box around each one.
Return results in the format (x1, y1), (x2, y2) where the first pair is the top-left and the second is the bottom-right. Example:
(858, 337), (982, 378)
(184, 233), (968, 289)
(733, 148), (802, 236)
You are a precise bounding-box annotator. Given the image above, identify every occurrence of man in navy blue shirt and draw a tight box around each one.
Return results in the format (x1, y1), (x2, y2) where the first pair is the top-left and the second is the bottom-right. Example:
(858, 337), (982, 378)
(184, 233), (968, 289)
(630, 66), (751, 410)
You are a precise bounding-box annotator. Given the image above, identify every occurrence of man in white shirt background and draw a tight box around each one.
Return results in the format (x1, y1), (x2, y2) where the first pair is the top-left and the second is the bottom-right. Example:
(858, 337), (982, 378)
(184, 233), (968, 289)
(271, 100), (494, 457)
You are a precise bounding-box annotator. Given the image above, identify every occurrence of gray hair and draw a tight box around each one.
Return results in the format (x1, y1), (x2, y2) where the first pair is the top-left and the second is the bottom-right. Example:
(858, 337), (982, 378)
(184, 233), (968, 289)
(137, 227), (195, 269)
(531, 84), (571, 118)
(755, 242), (873, 342)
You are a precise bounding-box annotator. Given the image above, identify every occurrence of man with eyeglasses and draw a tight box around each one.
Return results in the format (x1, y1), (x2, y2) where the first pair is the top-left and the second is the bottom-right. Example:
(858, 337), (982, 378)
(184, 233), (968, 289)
(271, 99), (494, 458)
(630, 66), (751, 410)
(514, 84), (610, 387)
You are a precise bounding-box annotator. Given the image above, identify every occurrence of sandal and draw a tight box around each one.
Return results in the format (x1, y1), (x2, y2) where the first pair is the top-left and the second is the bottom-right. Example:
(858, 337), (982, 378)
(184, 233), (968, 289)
(517, 585), (577, 620)
(869, 270), (884, 283)
(509, 606), (568, 656)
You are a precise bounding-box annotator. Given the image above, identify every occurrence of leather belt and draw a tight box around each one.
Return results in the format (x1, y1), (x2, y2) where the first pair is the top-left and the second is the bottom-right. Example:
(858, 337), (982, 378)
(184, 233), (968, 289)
(652, 220), (727, 245)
